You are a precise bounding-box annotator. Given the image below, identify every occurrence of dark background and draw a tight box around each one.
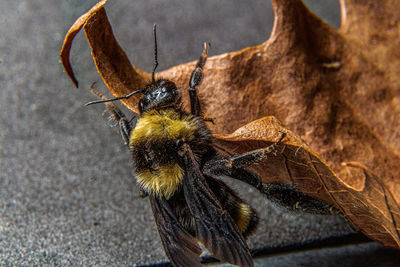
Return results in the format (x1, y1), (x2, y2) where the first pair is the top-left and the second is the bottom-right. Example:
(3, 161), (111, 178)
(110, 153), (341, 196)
(1, 0), (399, 266)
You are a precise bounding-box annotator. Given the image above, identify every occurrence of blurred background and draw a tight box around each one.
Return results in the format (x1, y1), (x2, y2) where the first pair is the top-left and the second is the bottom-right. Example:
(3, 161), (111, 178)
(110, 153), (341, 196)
(1, 0), (399, 266)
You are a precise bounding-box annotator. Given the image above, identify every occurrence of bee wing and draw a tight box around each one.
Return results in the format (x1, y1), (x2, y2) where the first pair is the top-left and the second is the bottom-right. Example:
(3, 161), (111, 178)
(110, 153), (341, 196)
(149, 196), (203, 267)
(181, 145), (254, 267)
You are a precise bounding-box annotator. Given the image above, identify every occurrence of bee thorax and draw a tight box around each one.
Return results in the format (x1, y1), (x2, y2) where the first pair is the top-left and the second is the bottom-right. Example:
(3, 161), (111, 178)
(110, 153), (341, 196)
(129, 109), (212, 199)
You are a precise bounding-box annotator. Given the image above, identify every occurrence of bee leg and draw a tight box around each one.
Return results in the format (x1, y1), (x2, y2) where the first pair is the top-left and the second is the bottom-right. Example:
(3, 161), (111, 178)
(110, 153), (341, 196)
(226, 132), (286, 169)
(188, 42), (209, 116)
(139, 189), (148, 198)
(262, 182), (340, 215)
(203, 159), (264, 190)
(118, 118), (131, 146)
(204, 158), (338, 215)
(206, 133), (337, 215)
(103, 101), (132, 146)
(89, 85), (133, 146)
(204, 133), (286, 189)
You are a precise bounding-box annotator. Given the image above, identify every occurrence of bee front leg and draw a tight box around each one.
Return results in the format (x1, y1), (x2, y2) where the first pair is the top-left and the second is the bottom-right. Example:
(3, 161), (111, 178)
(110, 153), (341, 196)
(103, 101), (132, 146)
(89, 86), (133, 146)
(118, 118), (131, 146)
(188, 42), (209, 116)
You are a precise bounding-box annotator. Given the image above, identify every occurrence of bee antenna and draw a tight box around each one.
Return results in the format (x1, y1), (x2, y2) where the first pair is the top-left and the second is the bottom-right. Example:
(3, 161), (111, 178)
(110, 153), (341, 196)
(152, 24), (158, 83)
(85, 89), (146, 106)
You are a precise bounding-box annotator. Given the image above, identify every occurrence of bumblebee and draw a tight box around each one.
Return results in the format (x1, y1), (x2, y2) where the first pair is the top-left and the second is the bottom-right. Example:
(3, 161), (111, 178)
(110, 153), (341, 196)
(87, 26), (335, 267)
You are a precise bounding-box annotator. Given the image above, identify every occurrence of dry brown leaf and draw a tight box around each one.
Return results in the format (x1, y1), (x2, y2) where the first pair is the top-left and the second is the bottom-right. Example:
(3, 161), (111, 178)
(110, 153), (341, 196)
(215, 117), (400, 248)
(60, 0), (400, 248)
(59, 0), (150, 105)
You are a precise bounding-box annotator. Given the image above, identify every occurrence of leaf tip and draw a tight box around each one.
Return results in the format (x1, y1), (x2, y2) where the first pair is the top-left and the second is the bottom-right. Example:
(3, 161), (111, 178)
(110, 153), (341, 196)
(59, 0), (110, 88)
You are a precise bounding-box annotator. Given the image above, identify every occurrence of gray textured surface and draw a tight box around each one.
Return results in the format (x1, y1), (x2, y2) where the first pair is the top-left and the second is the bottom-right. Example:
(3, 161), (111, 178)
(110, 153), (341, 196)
(1, 0), (398, 266)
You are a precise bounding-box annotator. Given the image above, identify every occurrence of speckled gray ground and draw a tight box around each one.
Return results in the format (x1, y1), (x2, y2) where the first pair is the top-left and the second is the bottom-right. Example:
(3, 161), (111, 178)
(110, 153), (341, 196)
(1, 0), (399, 266)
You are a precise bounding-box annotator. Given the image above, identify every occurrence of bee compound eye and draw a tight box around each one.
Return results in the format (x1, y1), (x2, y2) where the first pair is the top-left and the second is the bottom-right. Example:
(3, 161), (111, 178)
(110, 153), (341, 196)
(164, 81), (176, 92)
(139, 99), (146, 111)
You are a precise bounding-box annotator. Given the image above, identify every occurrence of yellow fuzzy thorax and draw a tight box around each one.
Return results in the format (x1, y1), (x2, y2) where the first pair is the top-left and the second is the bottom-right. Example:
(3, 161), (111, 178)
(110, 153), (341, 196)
(130, 109), (197, 144)
(130, 109), (197, 199)
(236, 203), (252, 233)
(136, 164), (184, 199)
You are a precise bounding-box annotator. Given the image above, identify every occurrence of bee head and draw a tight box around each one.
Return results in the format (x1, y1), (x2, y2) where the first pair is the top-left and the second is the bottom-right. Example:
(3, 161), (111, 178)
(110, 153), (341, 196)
(85, 25), (182, 111)
(139, 79), (180, 113)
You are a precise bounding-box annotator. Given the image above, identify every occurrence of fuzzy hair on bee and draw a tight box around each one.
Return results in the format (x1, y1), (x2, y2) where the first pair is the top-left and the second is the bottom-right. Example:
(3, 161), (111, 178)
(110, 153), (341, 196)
(86, 25), (337, 267)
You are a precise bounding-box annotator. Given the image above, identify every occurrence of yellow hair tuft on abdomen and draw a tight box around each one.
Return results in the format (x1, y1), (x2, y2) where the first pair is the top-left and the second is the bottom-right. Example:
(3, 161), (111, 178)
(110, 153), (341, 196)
(236, 203), (252, 233)
(136, 163), (184, 199)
